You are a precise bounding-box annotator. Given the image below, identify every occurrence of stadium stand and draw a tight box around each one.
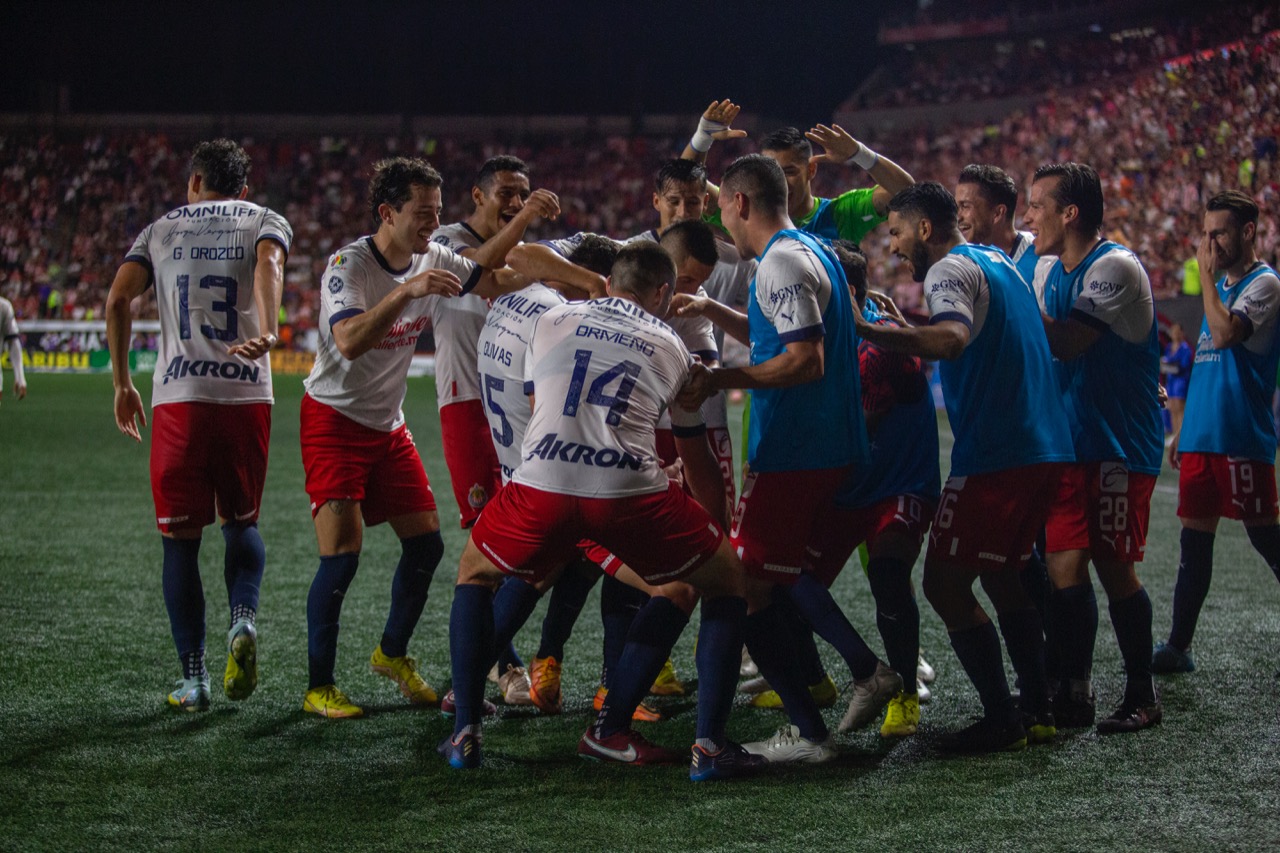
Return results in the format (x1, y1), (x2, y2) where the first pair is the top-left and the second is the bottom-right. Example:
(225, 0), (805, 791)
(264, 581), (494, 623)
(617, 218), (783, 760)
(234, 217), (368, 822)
(0, 14), (1276, 350)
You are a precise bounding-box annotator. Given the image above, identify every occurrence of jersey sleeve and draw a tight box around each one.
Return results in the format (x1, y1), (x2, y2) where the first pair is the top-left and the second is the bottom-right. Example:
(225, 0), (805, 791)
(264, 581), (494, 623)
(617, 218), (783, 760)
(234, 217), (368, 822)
(538, 232), (588, 258)
(124, 225), (155, 285)
(924, 255), (985, 329)
(429, 243), (483, 294)
(755, 252), (825, 343)
(1069, 251), (1146, 332)
(831, 188), (885, 244)
(323, 252), (369, 328)
(258, 209), (293, 256)
(667, 353), (705, 435)
(1234, 270), (1280, 346)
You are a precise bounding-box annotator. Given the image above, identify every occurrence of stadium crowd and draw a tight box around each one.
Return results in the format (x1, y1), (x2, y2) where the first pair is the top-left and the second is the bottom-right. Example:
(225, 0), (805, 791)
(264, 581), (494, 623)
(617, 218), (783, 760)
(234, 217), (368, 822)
(860, 1), (1276, 109)
(0, 18), (1276, 345)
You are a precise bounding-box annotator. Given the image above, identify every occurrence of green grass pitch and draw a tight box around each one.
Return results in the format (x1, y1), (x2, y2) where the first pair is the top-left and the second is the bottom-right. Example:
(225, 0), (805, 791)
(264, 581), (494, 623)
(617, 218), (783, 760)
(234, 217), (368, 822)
(2, 373), (1279, 851)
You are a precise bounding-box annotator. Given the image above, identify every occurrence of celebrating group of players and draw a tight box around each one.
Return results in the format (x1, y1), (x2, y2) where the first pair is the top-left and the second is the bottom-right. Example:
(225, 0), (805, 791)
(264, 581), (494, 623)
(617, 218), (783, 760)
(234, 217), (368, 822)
(104, 99), (1280, 781)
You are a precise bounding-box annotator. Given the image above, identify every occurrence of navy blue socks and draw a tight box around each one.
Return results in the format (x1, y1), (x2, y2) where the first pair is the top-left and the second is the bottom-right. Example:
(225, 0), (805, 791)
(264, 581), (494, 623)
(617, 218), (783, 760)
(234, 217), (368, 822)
(996, 608), (1051, 715)
(1050, 583), (1098, 683)
(695, 595), (747, 746)
(449, 583), (495, 734)
(790, 571), (879, 681)
(162, 536), (206, 679)
(866, 556), (919, 692)
(538, 560), (599, 660)
(1169, 527), (1215, 650)
(306, 552), (360, 689)
(599, 574), (647, 689)
(1110, 587), (1156, 706)
(380, 532), (443, 657)
(745, 601), (829, 742)
(597, 596), (689, 737)
(222, 522), (265, 626)
(949, 621), (1016, 724)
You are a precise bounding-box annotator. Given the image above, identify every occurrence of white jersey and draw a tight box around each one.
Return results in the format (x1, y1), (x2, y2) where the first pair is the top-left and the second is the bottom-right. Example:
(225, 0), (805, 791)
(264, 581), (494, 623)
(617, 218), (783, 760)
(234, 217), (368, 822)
(514, 297), (701, 498)
(659, 286), (718, 430)
(476, 282), (567, 482)
(625, 228), (751, 430)
(304, 236), (480, 431)
(125, 200), (292, 407)
(0, 296), (18, 341)
(428, 222), (495, 409)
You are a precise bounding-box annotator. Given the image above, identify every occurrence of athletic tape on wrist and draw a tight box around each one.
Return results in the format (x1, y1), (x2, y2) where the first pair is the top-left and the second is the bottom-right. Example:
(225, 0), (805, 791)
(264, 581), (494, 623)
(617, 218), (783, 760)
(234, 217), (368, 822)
(845, 144), (880, 170)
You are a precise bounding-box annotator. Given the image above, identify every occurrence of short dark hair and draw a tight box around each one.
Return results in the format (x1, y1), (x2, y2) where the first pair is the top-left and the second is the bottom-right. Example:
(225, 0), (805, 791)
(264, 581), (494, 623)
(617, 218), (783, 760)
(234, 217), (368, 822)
(958, 164), (1018, 223)
(721, 154), (789, 217)
(566, 234), (622, 277)
(659, 220), (719, 267)
(655, 159), (708, 195)
(888, 182), (959, 235)
(368, 157), (442, 226)
(760, 126), (812, 159)
(829, 239), (867, 307)
(475, 155), (529, 192)
(190, 139), (250, 197)
(610, 242), (676, 298)
(1033, 163), (1104, 235)
(1206, 190), (1259, 228)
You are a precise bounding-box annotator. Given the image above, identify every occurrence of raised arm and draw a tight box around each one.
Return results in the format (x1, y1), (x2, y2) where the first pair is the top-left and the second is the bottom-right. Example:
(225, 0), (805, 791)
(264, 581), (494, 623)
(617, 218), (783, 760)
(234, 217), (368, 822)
(1196, 234), (1249, 349)
(670, 292), (750, 345)
(806, 124), (915, 216)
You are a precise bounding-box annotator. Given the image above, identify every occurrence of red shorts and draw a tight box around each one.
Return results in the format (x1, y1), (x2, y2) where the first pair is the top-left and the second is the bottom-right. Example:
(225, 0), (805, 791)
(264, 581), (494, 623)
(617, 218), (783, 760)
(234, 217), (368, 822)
(471, 480), (723, 586)
(150, 401), (271, 533)
(804, 494), (934, 588)
(1178, 453), (1279, 522)
(440, 399), (503, 528)
(300, 394), (436, 527)
(1045, 462), (1157, 563)
(729, 465), (852, 584)
(926, 463), (1064, 572)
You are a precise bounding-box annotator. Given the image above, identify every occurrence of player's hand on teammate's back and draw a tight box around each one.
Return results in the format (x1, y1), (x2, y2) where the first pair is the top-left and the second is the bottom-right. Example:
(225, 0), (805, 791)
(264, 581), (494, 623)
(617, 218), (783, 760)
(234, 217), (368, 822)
(403, 269), (462, 299)
(229, 334), (278, 360)
(806, 123), (864, 165)
(114, 384), (148, 442)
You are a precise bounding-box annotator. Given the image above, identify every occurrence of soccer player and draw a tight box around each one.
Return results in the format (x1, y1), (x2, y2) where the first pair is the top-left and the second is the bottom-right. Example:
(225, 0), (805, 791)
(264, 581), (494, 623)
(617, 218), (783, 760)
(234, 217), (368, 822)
(441, 242), (766, 781)
(805, 241), (942, 738)
(686, 100), (914, 246)
(0, 295), (27, 405)
(430, 155), (560, 705)
(474, 233), (621, 716)
(106, 139), (290, 712)
(852, 182), (1074, 753)
(677, 154), (874, 764)
(1027, 162), (1165, 734)
(955, 163), (1057, 678)
(299, 157), (505, 719)
(955, 163), (1045, 286)
(1156, 190), (1280, 675)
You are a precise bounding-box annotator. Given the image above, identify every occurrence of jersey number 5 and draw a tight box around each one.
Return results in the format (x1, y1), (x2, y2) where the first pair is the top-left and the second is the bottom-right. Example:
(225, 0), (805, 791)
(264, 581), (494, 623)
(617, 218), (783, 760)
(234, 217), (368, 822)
(177, 274), (238, 341)
(562, 349), (642, 426)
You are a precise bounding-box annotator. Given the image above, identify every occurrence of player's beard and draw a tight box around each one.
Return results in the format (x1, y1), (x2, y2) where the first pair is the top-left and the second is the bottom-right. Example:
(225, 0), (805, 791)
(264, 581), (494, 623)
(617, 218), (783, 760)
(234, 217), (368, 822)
(910, 241), (931, 283)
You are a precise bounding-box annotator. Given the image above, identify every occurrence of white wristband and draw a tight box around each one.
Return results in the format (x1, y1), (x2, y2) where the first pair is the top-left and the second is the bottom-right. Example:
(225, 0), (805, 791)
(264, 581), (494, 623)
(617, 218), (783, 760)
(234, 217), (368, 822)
(845, 143), (880, 171)
(691, 116), (728, 153)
